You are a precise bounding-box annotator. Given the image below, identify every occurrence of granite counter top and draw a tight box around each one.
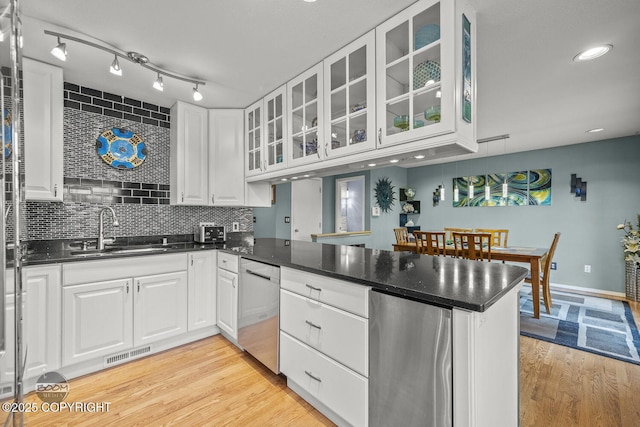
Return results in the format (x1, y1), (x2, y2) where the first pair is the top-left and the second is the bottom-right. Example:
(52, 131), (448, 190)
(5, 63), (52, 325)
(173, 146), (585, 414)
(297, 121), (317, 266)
(236, 238), (528, 312)
(22, 235), (527, 312)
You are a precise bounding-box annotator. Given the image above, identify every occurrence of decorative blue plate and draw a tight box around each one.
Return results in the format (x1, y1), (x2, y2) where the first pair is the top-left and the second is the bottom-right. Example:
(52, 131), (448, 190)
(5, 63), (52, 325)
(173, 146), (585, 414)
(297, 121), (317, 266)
(415, 24), (440, 50)
(2, 109), (12, 159)
(96, 128), (147, 169)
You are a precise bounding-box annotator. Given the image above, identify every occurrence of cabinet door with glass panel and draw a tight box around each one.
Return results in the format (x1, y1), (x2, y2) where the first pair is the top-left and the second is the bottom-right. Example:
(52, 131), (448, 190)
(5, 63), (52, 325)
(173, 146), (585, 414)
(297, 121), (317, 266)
(287, 63), (324, 166)
(245, 99), (264, 177)
(376, 0), (473, 148)
(323, 30), (376, 159)
(264, 85), (287, 172)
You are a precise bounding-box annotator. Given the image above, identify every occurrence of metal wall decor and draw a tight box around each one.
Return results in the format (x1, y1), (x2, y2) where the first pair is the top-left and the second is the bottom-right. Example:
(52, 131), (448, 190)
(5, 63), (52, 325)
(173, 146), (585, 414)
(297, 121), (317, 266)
(96, 127), (147, 169)
(374, 177), (396, 213)
(570, 173), (587, 201)
(453, 169), (552, 207)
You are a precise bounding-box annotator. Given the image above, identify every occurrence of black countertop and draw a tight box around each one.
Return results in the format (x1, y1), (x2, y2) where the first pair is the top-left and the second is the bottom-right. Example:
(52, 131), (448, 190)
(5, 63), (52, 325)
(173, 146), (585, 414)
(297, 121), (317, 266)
(239, 238), (528, 312)
(22, 235), (527, 312)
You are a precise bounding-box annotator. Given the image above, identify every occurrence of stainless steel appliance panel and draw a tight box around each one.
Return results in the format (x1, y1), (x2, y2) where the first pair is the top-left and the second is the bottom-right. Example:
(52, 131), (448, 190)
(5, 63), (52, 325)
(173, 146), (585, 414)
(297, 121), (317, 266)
(238, 258), (280, 374)
(369, 290), (452, 427)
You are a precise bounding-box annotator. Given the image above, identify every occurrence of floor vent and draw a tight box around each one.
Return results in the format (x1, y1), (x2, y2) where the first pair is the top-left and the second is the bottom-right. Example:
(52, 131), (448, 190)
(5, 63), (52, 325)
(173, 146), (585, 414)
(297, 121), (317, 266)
(104, 345), (152, 368)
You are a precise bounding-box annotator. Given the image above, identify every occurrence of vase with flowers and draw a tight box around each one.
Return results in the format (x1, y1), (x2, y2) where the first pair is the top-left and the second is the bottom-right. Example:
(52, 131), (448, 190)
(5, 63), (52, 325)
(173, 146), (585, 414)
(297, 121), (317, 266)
(617, 215), (640, 301)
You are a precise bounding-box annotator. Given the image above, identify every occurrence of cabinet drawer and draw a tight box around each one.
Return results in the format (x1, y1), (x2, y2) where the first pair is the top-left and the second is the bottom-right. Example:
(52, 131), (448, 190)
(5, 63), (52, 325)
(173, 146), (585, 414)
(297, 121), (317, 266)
(217, 251), (238, 273)
(280, 289), (367, 376)
(280, 331), (367, 427)
(281, 267), (369, 317)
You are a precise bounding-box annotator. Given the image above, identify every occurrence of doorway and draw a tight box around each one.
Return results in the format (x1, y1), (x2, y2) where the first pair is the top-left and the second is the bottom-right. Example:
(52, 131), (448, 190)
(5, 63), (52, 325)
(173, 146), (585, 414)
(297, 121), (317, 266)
(335, 176), (365, 233)
(291, 178), (322, 242)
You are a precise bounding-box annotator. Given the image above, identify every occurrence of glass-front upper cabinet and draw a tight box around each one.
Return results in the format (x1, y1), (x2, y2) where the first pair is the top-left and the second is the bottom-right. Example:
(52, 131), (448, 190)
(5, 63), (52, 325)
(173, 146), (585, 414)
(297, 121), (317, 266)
(264, 85), (287, 172)
(287, 62), (324, 167)
(376, 0), (476, 148)
(323, 30), (376, 159)
(245, 99), (264, 176)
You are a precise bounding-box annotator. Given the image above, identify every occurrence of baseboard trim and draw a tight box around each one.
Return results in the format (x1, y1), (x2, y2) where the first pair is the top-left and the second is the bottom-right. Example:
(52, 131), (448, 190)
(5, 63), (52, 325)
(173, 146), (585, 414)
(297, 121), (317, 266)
(523, 281), (627, 300)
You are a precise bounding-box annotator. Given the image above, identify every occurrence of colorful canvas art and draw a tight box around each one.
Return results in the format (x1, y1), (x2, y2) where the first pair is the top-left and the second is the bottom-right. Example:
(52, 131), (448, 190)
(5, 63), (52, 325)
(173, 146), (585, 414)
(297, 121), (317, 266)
(528, 168), (552, 205)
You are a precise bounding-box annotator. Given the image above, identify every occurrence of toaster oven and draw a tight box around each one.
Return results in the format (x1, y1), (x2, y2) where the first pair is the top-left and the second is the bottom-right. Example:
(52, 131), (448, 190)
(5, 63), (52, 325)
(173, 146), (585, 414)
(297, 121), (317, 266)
(194, 223), (225, 243)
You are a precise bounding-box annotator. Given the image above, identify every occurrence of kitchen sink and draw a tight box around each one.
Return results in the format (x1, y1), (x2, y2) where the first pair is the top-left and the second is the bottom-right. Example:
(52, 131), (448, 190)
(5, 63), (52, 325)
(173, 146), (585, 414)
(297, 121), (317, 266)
(69, 246), (169, 257)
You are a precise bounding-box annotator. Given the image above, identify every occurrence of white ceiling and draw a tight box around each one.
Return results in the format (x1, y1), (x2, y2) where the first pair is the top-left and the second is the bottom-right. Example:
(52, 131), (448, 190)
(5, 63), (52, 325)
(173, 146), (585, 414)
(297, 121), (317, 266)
(15, 0), (640, 163)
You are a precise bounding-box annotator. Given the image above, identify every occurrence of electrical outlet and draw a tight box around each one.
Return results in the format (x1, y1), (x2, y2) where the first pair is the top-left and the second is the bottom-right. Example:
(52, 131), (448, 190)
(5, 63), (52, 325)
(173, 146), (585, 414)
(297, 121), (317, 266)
(232, 222), (239, 232)
(550, 262), (557, 270)
(584, 264), (591, 273)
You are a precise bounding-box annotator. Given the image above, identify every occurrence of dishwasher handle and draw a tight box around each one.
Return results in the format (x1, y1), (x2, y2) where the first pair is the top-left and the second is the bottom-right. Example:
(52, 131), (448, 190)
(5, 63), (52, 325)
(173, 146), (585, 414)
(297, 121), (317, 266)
(245, 268), (273, 281)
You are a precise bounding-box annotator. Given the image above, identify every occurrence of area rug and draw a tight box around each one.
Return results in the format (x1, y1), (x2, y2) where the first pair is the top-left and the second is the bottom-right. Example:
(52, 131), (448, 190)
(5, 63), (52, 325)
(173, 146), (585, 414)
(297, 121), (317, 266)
(519, 287), (640, 365)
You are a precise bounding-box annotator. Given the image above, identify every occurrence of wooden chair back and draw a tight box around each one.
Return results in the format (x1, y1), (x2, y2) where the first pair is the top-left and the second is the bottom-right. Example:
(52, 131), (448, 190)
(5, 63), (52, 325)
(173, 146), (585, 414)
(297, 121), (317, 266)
(414, 231), (446, 256)
(393, 227), (410, 244)
(453, 232), (492, 261)
(475, 228), (509, 247)
(444, 227), (472, 243)
(526, 232), (561, 314)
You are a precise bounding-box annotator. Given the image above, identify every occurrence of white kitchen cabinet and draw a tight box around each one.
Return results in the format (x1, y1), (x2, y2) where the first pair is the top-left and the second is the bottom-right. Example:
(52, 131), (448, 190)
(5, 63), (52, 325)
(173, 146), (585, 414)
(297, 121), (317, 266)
(323, 30), (377, 159)
(187, 251), (217, 331)
(62, 253), (188, 367)
(216, 252), (238, 339)
(1, 266), (61, 386)
(62, 278), (133, 366)
(170, 101), (209, 205)
(279, 266), (369, 427)
(375, 0), (476, 149)
(287, 62), (324, 167)
(246, 86), (288, 178)
(23, 57), (64, 202)
(209, 109), (245, 206)
(133, 271), (188, 346)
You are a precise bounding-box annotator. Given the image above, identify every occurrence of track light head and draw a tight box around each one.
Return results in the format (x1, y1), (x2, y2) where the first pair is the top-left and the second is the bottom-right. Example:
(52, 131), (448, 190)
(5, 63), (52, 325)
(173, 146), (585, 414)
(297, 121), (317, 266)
(153, 73), (164, 91)
(51, 37), (67, 61)
(110, 55), (122, 76)
(192, 84), (203, 101)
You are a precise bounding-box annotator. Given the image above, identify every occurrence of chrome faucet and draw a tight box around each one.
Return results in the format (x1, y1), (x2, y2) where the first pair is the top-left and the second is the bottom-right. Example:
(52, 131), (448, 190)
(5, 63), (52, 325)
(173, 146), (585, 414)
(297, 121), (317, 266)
(98, 206), (120, 250)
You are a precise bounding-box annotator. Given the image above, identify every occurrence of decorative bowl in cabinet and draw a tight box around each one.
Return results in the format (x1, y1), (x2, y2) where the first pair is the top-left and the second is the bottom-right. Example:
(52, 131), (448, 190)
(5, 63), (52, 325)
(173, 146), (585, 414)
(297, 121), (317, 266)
(413, 60), (441, 90)
(415, 24), (440, 50)
(424, 106), (441, 123)
(414, 120), (425, 129)
(393, 115), (410, 131)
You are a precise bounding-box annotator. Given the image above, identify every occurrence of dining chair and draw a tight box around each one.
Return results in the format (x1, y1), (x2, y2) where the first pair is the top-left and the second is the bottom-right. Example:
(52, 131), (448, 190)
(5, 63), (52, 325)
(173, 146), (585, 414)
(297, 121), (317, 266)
(393, 227), (410, 244)
(444, 227), (473, 243)
(413, 231), (446, 256)
(525, 232), (561, 315)
(475, 228), (509, 247)
(453, 232), (492, 261)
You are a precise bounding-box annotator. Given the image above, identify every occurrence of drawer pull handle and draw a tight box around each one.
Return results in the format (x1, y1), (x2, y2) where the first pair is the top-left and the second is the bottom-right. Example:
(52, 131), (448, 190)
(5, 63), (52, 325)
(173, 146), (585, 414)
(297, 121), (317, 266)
(305, 320), (322, 330)
(305, 284), (322, 292)
(305, 370), (322, 383)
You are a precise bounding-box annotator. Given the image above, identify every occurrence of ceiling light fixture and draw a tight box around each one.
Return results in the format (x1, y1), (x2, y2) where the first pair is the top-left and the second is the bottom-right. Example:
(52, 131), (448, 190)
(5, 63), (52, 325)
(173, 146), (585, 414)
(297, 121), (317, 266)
(586, 128), (604, 133)
(573, 45), (612, 62)
(45, 30), (205, 99)
(109, 54), (122, 76)
(389, 159), (399, 163)
(153, 73), (164, 91)
(367, 163), (376, 167)
(50, 36), (67, 61)
(414, 154), (425, 159)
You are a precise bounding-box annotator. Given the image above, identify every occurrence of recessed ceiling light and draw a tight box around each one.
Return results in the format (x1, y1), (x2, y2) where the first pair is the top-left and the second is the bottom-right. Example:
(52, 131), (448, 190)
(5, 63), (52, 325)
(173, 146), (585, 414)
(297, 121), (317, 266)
(586, 128), (604, 133)
(304, 0), (317, 2)
(303, 174), (310, 178)
(414, 154), (425, 159)
(367, 163), (376, 167)
(280, 178), (288, 181)
(389, 159), (399, 163)
(574, 45), (612, 61)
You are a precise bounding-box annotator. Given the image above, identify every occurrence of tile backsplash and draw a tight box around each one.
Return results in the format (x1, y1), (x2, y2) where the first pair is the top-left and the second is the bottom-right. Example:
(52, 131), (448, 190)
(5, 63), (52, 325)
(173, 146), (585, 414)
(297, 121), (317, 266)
(25, 82), (252, 241)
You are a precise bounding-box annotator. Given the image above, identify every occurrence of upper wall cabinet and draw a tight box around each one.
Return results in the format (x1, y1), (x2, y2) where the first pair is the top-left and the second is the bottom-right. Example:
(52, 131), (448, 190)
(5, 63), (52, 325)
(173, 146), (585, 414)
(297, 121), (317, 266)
(323, 30), (377, 159)
(170, 101), (209, 205)
(245, 85), (288, 177)
(376, 0), (476, 149)
(287, 63), (324, 167)
(23, 58), (64, 202)
(209, 109), (245, 206)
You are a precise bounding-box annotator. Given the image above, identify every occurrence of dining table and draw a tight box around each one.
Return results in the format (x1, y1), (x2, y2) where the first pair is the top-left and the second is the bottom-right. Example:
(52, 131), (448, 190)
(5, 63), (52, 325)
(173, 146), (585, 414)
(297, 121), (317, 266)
(393, 242), (549, 319)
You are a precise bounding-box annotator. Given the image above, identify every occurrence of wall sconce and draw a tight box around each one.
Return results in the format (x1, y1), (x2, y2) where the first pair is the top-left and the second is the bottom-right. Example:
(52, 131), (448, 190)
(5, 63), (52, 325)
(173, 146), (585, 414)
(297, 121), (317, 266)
(570, 173), (587, 201)
(432, 185), (444, 206)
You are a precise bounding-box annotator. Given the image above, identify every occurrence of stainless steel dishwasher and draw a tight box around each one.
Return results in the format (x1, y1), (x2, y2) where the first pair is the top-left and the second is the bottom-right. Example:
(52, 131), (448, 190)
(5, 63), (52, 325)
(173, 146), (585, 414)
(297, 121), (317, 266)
(238, 258), (281, 374)
(369, 290), (452, 427)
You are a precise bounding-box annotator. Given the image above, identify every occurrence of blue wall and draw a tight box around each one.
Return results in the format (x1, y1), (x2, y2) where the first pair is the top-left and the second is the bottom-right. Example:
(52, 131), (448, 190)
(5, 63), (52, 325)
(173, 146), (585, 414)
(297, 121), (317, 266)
(252, 135), (640, 294)
(253, 182), (291, 239)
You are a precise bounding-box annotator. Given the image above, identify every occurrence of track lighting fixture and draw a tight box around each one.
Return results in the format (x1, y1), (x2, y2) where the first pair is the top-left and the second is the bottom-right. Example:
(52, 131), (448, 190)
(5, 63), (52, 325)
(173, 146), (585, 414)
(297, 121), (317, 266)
(192, 84), (203, 101)
(109, 54), (122, 76)
(153, 73), (164, 91)
(45, 29), (205, 99)
(50, 36), (67, 61)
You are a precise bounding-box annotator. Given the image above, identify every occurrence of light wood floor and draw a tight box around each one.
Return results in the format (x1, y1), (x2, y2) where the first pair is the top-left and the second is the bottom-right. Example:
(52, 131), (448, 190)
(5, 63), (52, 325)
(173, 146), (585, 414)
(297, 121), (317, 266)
(13, 300), (640, 426)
